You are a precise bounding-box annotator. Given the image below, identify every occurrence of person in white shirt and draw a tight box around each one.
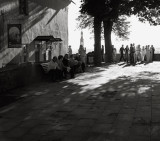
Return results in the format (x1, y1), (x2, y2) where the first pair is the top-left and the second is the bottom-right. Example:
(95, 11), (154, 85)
(48, 56), (59, 82)
(141, 46), (146, 62)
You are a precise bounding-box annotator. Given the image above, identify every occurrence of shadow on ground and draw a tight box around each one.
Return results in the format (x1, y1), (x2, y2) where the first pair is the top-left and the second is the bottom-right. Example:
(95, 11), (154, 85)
(0, 64), (160, 141)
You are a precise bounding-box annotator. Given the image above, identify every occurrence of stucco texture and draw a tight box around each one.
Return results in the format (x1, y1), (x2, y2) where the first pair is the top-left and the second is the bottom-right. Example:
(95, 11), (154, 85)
(0, 0), (68, 67)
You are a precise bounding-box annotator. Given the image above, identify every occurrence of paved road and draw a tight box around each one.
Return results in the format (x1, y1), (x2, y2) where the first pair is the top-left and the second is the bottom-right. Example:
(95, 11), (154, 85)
(0, 62), (160, 141)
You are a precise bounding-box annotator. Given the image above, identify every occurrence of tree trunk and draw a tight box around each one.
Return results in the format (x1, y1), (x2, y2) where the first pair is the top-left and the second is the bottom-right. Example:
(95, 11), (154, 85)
(94, 17), (102, 66)
(103, 20), (113, 63)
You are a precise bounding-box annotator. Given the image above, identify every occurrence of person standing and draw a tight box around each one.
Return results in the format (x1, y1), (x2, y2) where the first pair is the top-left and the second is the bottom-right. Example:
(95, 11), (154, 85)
(125, 45), (129, 63)
(130, 44), (134, 64)
(57, 55), (65, 80)
(112, 45), (117, 63)
(141, 46), (146, 63)
(119, 45), (125, 62)
(150, 45), (155, 61)
(63, 54), (70, 78)
(146, 45), (150, 63)
(101, 45), (104, 62)
(48, 56), (59, 82)
(68, 45), (72, 57)
(136, 45), (141, 62)
(133, 45), (137, 64)
(69, 55), (78, 78)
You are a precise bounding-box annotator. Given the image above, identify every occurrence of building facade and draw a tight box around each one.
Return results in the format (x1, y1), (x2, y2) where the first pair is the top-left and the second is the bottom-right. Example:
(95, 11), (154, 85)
(0, 0), (69, 68)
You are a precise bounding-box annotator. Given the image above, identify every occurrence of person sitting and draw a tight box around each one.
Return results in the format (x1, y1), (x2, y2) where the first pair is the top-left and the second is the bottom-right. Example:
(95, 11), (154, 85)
(57, 55), (65, 80)
(74, 53), (83, 73)
(62, 54), (71, 78)
(69, 54), (78, 78)
(48, 56), (59, 82)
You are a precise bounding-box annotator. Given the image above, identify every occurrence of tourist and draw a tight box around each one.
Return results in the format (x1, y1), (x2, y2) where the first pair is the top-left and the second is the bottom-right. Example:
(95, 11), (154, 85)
(150, 45), (155, 61)
(63, 54), (70, 78)
(68, 45), (72, 56)
(48, 56), (59, 81)
(119, 45), (125, 62)
(141, 46), (146, 62)
(146, 45), (150, 63)
(112, 45), (117, 63)
(69, 55), (78, 78)
(57, 55), (65, 80)
(133, 45), (136, 64)
(125, 45), (129, 63)
(130, 44), (134, 64)
(136, 45), (141, 62)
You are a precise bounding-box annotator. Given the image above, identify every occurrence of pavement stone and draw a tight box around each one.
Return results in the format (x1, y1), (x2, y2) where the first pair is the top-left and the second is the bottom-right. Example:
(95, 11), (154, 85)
(1, 62), (160, 140)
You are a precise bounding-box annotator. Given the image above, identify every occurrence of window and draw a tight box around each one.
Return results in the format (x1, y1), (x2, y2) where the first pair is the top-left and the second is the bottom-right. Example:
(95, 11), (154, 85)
(19, 0), (28, 15)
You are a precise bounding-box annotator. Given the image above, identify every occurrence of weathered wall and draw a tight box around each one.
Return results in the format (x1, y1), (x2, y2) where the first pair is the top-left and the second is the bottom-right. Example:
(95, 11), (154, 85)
(0, 63), (44, 93)
(0, 0), (68, 68)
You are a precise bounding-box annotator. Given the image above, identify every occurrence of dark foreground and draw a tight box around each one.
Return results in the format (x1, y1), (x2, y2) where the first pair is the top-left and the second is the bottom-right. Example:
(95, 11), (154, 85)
(0, 62), (160, 141)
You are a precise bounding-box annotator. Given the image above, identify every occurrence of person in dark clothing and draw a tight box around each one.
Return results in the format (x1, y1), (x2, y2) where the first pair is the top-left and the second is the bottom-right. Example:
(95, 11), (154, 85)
(130, 44), (135, 64)
(74, 53), (82, 73)
(69, 54), (78, 78)
(63, 54), (69, 67)
(119, 45), (125, 62)
(62, 54), (70, 79)
(125, 45), (129, 63)
(57, 55), (65, 80)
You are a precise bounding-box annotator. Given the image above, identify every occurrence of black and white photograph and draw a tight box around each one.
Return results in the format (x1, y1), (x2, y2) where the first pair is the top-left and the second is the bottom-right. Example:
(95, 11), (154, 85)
(8, 24), (21, 48)
(1, 0), (160, 141)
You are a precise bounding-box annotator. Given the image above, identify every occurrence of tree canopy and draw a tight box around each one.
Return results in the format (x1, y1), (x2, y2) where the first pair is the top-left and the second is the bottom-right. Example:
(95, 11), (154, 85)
(79, 0), (160, 36)
(77, 14), (130, 40)
(79, 0), (160, 65)
(80, 0), (160, 23)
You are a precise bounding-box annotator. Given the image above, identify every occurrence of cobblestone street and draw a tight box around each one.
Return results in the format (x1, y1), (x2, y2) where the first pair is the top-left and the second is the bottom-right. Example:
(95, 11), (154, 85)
(1, 62), (160, 141)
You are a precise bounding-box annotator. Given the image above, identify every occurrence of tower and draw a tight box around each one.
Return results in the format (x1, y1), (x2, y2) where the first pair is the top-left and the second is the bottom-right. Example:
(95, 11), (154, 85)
(78, 31), (86, 64)
(80, 31), (84, 47)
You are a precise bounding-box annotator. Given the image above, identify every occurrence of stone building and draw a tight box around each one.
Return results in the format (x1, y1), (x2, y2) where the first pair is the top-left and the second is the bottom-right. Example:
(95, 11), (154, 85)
(0, 0), (71, 68)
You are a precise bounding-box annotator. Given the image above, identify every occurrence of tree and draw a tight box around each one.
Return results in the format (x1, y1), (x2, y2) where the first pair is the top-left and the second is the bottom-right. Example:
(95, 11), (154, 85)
(79, 0), (160, 64)
(80, 0), (106, 66)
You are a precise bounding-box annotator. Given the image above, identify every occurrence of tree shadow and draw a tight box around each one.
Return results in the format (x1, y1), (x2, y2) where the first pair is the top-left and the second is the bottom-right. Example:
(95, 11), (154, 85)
(0, 66), (159, 140)
(0, 0), (64, 65)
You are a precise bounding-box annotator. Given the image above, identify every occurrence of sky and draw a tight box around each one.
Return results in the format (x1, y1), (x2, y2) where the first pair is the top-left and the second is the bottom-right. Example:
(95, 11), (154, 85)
(68, 1), (160, 54)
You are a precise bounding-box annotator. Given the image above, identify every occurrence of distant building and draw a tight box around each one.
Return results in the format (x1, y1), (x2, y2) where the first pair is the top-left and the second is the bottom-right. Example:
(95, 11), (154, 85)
(80, 31), (84, 47)
(68, 45), (72, 56)
(78, 31), (86, 63)
(0, 0), (71, 68)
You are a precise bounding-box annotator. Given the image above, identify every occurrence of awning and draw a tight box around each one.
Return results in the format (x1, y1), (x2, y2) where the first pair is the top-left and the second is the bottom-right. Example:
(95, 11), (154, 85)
(54, 38), (62, 42)
(34, 36), (62, 42)
(34, 36), (55, 42)
(30, 0), (73, 10)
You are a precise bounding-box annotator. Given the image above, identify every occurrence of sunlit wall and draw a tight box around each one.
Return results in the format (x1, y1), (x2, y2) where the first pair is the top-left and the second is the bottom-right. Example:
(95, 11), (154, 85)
(0, 0), (69, 68)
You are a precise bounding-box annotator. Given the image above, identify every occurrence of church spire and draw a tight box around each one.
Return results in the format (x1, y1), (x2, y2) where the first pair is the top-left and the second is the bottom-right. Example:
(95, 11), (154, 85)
(80, 31), (84, 47)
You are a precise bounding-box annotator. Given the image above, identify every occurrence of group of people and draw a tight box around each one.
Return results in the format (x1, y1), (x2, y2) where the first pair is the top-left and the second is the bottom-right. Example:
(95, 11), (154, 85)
(47, 54), (85, 82)
(116, 44), (155, 64)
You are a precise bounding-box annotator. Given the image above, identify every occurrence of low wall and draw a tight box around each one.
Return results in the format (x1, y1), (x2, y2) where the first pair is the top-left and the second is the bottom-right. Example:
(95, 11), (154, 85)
(0, 63), (44, 94)
(1, 53), (160, 93)
(113, 53), (160, 61)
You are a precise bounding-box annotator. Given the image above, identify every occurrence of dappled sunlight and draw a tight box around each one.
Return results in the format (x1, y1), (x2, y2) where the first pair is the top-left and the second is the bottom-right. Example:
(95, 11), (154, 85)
(63, 98), (71, 104)
(137, 86), (151, 94)
(62, 85), (69, 88)
(66, 63), (160, 94)
(64, 62), (160, 100)
(2, 63), (160, 141)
